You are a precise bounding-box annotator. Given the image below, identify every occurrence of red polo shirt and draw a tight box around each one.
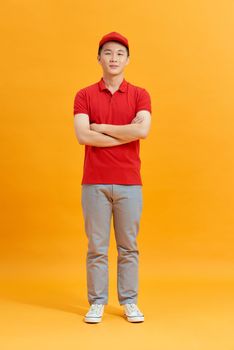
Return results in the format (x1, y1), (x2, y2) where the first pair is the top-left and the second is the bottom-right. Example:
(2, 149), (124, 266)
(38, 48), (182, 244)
(73, 77), (152, 185)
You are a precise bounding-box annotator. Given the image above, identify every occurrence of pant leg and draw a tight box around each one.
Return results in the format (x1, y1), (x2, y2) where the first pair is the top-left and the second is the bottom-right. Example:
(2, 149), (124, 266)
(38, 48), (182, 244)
(112, 185), (143, 305)
(81, 184), (113, 305)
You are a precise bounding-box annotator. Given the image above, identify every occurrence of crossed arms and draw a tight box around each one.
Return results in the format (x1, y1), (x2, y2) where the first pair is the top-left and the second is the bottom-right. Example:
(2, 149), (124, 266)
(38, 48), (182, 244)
(74, 110), (151, 147)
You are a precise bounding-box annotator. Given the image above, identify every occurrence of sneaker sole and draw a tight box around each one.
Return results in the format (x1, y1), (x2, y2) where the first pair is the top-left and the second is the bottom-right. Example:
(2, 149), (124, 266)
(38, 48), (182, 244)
(84, 316), (102, 323)
(124, 314), (144, 322)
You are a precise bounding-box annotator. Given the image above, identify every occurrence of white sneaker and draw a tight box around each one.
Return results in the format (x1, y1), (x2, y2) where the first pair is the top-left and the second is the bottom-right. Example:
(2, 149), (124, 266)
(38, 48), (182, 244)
(84, 303), (105, 323)
(123, 303), (144, 322)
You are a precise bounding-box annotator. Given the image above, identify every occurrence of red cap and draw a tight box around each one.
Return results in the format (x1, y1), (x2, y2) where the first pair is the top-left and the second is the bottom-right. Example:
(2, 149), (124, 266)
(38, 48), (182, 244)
(99, 31), (129, 50)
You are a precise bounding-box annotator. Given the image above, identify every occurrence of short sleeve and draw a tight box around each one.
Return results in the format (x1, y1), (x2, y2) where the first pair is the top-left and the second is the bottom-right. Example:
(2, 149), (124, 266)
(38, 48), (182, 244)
(136, 88), (152, 114)
(73, 88), (89, 116)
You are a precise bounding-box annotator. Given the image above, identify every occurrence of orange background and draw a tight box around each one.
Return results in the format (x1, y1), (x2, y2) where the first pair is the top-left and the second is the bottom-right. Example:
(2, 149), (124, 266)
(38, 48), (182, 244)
(0, 0), (234, 349)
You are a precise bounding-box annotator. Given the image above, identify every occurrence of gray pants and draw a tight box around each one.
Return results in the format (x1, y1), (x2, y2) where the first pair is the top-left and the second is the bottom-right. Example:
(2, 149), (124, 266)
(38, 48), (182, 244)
(81, 184), (143, 306)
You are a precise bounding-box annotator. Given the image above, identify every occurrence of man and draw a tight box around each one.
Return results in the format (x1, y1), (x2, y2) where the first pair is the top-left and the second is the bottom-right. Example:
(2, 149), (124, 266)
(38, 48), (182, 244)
(73, 31), (152, 323)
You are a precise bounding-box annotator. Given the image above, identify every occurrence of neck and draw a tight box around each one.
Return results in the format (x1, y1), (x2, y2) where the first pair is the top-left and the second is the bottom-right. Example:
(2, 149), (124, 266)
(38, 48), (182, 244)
(102, 73), (124, 88)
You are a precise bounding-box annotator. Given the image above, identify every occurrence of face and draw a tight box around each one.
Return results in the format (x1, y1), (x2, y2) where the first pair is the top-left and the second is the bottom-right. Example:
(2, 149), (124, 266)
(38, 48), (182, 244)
(97, 41), (130, 76)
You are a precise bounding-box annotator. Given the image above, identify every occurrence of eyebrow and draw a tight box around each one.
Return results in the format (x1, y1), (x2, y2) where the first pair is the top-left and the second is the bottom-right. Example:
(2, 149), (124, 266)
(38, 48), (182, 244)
(103, 49), (125, 52)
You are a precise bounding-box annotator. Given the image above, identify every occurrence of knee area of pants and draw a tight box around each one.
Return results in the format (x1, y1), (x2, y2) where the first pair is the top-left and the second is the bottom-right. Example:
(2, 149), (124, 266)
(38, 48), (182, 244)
(87, 249), (108, 257)
(117, 246), (139, 255)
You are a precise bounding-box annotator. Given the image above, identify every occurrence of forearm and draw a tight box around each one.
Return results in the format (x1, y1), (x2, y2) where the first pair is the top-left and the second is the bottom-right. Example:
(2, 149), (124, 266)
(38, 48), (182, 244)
(101, 123), (143, 141)
(80, 129), (134, 147)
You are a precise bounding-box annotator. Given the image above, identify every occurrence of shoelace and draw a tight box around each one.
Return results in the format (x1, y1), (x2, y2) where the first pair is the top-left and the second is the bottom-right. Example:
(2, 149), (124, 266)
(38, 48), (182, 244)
(90, 304), (103, 313)
(127, 303), (141, 315)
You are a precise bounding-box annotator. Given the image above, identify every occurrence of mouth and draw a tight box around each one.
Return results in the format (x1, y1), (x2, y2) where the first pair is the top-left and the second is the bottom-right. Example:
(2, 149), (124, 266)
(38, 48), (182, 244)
(109, 65), (119, 68)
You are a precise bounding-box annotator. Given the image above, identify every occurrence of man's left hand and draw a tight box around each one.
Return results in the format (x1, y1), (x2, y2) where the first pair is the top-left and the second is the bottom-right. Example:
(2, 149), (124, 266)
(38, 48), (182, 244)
(90, 123), (104, 133)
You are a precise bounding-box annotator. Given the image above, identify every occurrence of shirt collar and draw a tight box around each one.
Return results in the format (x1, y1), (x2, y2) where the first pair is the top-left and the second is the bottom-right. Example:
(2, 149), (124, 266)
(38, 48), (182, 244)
(98, 77), (128, 93)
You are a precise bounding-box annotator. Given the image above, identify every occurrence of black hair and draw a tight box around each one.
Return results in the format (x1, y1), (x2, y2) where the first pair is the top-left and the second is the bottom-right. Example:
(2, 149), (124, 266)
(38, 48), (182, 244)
(98, 41), (130, 57)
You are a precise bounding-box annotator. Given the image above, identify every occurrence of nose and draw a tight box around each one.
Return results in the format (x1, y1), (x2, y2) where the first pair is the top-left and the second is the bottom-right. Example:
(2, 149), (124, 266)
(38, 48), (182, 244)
(110, 54), (118, 62)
